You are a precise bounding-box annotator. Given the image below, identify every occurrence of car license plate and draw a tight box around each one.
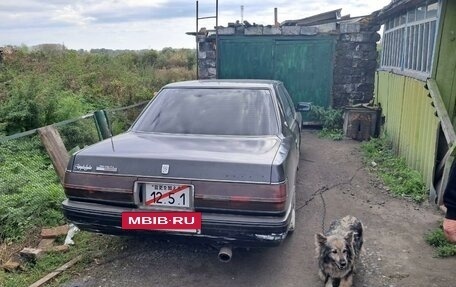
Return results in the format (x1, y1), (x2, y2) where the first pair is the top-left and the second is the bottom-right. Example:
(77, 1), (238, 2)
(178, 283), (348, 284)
(143, 183), (193, 209)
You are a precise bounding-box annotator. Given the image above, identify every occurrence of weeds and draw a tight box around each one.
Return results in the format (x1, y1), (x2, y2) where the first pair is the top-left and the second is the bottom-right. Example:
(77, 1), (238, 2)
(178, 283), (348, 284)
(425, 227), (456, 257)
(0, 232), (120, 287)
(311, 106), (344, 140)
(361, 137), (427, 202)
(0, 137), (65, 242)
(319, 128), (344, 140)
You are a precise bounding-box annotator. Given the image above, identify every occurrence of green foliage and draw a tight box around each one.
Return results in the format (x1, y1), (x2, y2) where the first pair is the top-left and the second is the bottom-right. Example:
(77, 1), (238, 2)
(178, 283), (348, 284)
(59, 120), (100, 151)
(361, 137), (427, 202)
(0, 232), (121, 287)
(0, 46), (196, 243)
(0, 47), (196, 135)
(0, 137), (64, 242)
(311, 106), (344, 140)
(319, 128), (344, 141)
(425, 227), (456, 257)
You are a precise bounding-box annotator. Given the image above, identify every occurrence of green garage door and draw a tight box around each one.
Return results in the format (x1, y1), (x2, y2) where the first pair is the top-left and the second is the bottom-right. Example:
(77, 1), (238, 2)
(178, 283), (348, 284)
(218, 36), (335, 121)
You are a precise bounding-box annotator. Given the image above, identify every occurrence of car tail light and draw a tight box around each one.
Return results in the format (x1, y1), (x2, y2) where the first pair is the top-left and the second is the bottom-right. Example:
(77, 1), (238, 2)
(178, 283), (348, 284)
(64, 172), (135, 204)
(193, 181), (287, 214)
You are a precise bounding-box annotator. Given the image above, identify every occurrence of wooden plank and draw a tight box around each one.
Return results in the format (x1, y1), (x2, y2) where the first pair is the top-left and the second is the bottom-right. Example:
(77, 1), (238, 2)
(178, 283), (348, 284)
(427, 79), (456, 145)
(28, 255), (82, 287)
(427, 78), (456, 199)
(434, 0), (456, 118)
(37, 126), (69, 184)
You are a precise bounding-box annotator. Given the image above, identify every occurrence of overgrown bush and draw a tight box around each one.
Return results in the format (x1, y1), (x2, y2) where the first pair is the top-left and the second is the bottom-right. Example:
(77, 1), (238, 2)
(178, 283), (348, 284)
(311, 106), (344, 140)
(0, 138), (64, 242)
(59, 120), (100, 151)
(0, 47), (196, 135)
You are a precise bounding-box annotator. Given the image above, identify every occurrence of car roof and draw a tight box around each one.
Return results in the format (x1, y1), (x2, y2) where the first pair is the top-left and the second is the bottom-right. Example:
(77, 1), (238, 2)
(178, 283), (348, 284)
(163, 79), (282, 89)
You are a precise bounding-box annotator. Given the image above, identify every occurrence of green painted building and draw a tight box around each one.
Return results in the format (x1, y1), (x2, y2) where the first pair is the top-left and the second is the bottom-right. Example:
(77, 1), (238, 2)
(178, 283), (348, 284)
(374, 0), (456, 204)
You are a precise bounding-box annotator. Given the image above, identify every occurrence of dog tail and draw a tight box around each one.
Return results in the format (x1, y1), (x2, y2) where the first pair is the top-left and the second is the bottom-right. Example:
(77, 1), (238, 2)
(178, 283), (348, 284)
(352, 219), (363, 256)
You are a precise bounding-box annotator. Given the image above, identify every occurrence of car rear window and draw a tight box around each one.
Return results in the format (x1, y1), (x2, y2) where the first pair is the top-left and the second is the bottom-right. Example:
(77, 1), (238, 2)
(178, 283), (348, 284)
(132, 88), (278, 136)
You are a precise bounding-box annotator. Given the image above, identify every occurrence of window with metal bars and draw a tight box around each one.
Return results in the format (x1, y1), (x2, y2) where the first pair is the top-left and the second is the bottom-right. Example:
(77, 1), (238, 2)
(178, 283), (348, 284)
(380, 1), (440, 77)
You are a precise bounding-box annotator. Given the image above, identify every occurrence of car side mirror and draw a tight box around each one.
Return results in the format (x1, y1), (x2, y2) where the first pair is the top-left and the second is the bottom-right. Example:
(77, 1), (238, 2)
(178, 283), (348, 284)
(296, 102), (312, 112)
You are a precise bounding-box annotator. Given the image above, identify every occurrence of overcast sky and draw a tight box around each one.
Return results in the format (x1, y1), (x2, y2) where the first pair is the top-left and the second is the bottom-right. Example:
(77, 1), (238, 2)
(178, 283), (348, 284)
(0, 0), (391, 50)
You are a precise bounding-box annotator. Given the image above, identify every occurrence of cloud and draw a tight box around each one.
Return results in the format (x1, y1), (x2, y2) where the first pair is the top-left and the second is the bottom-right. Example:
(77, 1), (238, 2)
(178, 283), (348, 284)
(0, 0), (391, 50)
(51, 5), (95, 26)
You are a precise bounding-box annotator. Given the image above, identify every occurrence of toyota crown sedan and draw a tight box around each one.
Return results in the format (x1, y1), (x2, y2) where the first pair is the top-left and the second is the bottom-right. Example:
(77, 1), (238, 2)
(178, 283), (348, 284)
(62, 80), (302, 252)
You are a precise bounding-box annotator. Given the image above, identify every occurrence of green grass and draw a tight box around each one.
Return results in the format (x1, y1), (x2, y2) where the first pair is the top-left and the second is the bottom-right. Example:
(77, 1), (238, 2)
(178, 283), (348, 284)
(425, 227), (456, 257)
(0, 137), (65, 242)
(0, 232), (119, 287)
(319, 128), (344, 141)
(361, 137), (427, 202)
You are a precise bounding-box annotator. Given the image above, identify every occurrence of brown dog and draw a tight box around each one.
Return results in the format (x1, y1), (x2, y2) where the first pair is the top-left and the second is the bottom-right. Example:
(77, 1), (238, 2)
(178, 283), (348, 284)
(315, 216), (363, 287)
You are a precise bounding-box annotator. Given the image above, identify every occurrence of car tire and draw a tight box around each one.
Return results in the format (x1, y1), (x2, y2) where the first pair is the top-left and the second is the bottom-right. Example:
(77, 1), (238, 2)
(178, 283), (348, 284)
(288, 193), (296, 233)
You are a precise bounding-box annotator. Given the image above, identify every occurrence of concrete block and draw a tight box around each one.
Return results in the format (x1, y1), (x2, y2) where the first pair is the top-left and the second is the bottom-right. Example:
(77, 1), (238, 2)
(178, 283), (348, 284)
(208, 68), (217, 77)
(199, 42), (212, 51)
(206, 51), (216, 59)
(340, 34), (352, 42)
(207, 60), (216, 68)
(198, 68), (208, 79)
(38, 238), (55, 250)
(20, 248), (43, 261)
(312, 23), (336, 33)
(198, 51), (206, 59)
(235, 26), (245, 34)
(343, 84), (356, 93)
(340, 23), (361, 34)
(217, 27), (235, 35)
(263, 27), (282, 35)
(41, 225), (69, 238)
(282, 26), (301, 35)
(300, 26), (318, 35)
(245, 26), (263, 35)
(348, 33), (374, 43)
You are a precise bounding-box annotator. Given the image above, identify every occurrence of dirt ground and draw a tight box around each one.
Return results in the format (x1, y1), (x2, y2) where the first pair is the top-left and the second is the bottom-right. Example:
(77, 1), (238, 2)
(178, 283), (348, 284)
(64, 130), (456, 287)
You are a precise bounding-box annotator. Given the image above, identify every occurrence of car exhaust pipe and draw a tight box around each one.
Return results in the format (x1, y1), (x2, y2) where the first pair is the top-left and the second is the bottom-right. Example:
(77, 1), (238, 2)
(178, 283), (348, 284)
(218, 246), (232, 263)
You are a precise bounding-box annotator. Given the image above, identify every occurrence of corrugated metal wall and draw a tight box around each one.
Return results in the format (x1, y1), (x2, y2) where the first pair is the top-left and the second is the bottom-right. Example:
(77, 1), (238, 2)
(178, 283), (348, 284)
(376, 71), (440, 187)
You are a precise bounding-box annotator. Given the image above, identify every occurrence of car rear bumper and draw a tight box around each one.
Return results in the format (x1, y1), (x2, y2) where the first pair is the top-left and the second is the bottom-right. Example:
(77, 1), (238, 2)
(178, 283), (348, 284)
(62, 199), (291, 247)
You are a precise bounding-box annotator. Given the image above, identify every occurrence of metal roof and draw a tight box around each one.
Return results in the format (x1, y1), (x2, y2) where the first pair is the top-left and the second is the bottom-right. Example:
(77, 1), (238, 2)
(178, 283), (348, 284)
(373, 0), (428, 22)
(281, 9), (342, 26)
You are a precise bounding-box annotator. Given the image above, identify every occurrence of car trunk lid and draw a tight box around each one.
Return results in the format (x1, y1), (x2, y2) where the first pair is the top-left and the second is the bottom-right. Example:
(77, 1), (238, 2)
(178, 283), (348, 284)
(71, 132), (281, 183)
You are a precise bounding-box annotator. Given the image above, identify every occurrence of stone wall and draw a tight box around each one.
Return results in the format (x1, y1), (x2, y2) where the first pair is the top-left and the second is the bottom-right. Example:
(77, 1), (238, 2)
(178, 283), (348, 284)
(333, 20), (381, 107)
(197, 19), (380, 108)
(197, 35), (217, 79)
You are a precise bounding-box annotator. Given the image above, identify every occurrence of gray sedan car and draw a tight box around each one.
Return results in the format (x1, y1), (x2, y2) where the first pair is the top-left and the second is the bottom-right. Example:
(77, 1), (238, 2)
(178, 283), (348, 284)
(62, 80), (302, 259)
